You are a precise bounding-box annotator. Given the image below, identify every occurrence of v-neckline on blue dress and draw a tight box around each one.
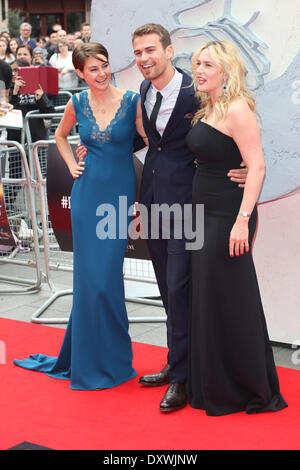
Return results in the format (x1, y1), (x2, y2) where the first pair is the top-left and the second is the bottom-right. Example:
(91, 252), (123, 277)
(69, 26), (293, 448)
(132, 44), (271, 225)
(84, 89), (130, 134)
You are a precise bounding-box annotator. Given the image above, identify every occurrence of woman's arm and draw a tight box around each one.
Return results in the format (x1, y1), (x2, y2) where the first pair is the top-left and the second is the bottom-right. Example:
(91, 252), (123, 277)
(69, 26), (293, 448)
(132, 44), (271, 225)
(10, 75), (25, 102)
(60, 65), (76, 75)
(60, 55), (76, 75)
(55, 98), (85, 178)
(226, 98), (266, 257)
(49, 54), (57, 67)
(34, 85), (55, 113)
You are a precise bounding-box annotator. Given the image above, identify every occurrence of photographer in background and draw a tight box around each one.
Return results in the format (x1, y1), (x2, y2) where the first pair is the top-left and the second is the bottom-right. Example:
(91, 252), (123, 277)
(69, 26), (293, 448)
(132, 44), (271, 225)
(8, 58), (55, 144)
(6, 58), (55, 212)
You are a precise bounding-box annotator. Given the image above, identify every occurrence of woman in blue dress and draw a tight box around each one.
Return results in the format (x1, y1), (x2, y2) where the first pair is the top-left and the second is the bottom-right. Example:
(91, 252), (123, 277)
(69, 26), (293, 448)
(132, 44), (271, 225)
(14, 42), (147, 390)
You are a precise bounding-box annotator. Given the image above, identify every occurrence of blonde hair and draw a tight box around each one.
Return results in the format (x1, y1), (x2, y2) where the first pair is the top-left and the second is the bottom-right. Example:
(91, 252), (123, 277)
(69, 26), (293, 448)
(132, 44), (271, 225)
(191, 41), (256, 125)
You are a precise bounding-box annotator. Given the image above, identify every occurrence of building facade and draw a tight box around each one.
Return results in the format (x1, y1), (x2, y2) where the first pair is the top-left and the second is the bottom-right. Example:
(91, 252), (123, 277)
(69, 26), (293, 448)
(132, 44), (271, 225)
(8, 0), (91, 36)
(0, 0), (8, 32)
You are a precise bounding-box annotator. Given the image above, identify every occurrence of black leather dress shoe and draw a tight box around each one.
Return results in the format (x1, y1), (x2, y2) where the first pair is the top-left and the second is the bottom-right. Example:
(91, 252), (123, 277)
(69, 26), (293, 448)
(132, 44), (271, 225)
(138, 364), (170, 386)
(159, 383), (187, 412)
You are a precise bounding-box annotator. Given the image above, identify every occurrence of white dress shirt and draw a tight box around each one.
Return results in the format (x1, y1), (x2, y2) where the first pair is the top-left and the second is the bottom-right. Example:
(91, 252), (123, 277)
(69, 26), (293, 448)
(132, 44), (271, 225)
(144, 68), (183, 137)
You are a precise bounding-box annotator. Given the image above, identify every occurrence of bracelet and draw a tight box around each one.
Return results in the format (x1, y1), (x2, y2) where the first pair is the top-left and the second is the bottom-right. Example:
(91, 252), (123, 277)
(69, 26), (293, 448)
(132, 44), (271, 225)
(239, 211), (251, 218)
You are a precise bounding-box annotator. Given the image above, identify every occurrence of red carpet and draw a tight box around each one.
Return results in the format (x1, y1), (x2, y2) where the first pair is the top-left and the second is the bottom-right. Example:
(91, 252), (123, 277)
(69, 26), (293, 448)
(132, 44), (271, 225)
(0, 317), (299, 450)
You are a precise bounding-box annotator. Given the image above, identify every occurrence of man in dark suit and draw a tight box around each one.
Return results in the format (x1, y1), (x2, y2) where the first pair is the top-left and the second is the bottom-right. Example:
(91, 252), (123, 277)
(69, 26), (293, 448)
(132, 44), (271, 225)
(132, 24), (247, 412)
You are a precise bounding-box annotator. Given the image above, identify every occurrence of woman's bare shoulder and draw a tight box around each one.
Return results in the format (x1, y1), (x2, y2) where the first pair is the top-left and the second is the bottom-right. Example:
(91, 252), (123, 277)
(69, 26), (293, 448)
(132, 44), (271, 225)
(228, 97), (252, 114)
(226, 97), (255, 127)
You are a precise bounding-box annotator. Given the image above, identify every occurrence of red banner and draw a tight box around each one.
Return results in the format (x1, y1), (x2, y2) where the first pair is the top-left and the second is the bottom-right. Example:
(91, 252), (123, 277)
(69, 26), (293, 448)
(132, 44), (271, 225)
(0, 166), (16, 248)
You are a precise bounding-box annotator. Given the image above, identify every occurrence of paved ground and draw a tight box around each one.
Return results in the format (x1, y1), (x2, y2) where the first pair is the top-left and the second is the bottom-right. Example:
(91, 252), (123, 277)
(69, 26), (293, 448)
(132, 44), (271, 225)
(0, 259), (299, 372)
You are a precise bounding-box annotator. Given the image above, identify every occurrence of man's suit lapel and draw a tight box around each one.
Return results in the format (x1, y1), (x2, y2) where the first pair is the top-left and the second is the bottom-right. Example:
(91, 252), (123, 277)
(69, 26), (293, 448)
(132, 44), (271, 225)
(140, 70), (195, 143)
(140, 80), (162, 143)
(140, 79), (151, 107)
(161, 71), (194, 141)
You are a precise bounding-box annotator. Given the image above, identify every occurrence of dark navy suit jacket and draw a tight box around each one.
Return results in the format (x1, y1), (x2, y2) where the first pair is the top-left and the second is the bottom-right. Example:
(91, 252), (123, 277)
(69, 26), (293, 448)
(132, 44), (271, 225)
(139, 69), (199, 208)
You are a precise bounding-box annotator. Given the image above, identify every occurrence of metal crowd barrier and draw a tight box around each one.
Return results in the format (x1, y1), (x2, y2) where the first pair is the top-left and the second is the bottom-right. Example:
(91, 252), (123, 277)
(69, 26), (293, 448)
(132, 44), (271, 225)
(51, 90), (72, 107)
(30, 139), (164, 324)
(0, 141), (42, 294)
(23, 108), (78, 178)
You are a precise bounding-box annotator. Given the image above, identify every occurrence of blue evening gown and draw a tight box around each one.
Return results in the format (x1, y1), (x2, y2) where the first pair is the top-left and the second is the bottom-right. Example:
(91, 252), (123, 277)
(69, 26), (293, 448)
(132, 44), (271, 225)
(14, 90), (139, 390)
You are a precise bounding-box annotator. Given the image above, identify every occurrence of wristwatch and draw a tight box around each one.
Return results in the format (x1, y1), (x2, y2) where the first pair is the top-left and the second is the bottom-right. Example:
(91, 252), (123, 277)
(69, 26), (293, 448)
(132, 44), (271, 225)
(239, 211), (251, 217)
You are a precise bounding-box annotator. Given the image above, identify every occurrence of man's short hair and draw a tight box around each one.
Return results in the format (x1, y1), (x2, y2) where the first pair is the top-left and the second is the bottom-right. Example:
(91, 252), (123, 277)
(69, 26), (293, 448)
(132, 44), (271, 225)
(132, 23), (171, 49)
(20, 22), (32, 31)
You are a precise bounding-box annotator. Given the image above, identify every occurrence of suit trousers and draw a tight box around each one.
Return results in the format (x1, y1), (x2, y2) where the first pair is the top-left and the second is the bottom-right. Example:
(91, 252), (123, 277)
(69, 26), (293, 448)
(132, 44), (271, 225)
(146, 208), (191, 383)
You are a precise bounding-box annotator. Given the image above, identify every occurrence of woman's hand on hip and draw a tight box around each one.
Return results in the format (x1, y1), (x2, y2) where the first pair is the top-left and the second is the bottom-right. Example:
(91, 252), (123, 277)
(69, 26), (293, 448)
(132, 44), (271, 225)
(76, 141), (87, 161)
(69, 160), (85, 179)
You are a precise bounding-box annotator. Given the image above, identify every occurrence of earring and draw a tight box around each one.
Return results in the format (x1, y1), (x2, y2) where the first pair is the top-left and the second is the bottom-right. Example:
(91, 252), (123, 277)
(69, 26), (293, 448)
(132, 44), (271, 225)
(223, 80), (227, 92)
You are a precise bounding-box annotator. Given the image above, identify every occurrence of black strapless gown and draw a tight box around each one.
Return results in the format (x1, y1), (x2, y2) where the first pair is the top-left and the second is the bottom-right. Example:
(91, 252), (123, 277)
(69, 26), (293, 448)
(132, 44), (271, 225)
(186, 120), (287, 416)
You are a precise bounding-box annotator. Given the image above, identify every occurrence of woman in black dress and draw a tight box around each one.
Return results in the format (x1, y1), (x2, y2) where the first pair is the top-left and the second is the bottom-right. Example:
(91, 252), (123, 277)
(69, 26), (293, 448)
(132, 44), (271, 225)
(186, 41), (287, 416)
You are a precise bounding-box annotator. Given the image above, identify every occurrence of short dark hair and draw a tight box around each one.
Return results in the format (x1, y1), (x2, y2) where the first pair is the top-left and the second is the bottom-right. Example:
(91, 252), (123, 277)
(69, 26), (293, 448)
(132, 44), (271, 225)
(16, 43), (33, 57)
(11, 58), (31, 67)
(72, 42), (109, 71)
(132, 23), (171, 49)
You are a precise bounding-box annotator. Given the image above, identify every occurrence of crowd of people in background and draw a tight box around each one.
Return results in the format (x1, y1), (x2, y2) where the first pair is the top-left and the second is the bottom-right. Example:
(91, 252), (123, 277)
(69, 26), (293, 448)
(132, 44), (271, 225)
(1, 21), (91, 63)
(0, 21), (91, 89)
(0, 20), (91, 212)
(0, 21), (91, 140)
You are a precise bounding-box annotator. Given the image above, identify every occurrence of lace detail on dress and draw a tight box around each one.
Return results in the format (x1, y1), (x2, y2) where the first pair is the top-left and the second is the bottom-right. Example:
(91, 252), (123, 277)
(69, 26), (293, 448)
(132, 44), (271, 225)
(80, 90), (133, 143)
